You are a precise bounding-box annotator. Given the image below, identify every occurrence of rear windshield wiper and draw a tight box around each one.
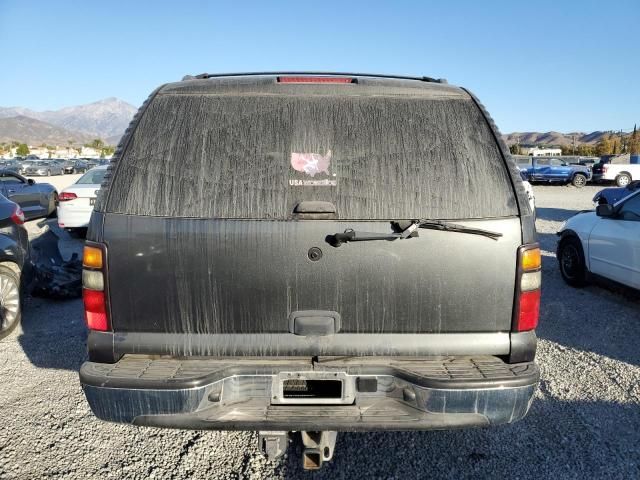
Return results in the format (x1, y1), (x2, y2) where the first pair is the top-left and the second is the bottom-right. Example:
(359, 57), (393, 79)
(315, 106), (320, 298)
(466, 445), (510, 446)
(329, 220), (502, 247)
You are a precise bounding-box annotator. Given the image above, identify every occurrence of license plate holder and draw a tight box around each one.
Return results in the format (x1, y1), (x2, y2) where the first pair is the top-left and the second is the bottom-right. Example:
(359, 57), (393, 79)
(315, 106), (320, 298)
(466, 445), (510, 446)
(271, 372), (354, 405)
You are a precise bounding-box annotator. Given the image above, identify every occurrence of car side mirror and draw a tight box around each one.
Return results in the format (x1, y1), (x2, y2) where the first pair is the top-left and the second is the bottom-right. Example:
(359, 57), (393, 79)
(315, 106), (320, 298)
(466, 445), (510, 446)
(596, 204), (614, 217)
(27, 178), (35, 185)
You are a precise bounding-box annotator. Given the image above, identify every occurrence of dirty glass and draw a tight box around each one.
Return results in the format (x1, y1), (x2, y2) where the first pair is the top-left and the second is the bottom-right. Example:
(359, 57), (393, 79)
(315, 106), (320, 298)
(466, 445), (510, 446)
(106, 93), (517, 219)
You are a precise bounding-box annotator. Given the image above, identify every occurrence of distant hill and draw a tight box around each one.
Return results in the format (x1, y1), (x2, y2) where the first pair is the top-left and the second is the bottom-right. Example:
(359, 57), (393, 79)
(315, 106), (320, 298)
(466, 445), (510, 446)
(0, 97), (137, 144)
(106, 133), (124, 146)
(0, 116), (94, 145)
(503, 131), (618, 147)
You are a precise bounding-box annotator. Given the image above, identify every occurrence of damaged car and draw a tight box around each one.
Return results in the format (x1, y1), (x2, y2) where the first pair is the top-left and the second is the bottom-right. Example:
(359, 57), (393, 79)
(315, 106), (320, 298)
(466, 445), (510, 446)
(0, 194), (29, 340)
(79, 73), (540, 469)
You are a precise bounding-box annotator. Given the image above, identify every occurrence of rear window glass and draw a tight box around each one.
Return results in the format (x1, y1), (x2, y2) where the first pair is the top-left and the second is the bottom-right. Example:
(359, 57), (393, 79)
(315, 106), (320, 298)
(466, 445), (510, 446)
(77, 169), (106, 185)
(105, 93), (517, 219)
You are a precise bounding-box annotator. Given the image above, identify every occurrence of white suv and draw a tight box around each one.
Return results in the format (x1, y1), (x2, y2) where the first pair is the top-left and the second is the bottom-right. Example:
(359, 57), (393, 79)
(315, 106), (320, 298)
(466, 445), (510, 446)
(557, 190), (640, 290)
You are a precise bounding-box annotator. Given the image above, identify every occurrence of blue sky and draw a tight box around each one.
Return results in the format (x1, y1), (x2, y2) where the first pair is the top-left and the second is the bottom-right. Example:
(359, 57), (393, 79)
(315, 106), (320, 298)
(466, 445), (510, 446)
(1, 0), (638, 133)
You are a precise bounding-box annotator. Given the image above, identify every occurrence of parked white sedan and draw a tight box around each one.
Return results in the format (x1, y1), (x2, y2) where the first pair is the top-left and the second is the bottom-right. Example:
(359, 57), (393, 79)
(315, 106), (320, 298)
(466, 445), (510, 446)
(57, 165), (107, 230)
(557, 190), (640, 290)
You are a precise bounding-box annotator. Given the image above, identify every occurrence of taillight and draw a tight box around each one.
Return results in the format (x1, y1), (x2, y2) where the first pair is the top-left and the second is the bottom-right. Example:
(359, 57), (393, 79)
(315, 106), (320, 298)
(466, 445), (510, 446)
(277, 76), (355, 84)
(59, 192), (78, 201)
(82, 242), (110, 331)
(83, 289), (108, 331)
(514, 244), (541, 332)
(11, 205), (25, 225)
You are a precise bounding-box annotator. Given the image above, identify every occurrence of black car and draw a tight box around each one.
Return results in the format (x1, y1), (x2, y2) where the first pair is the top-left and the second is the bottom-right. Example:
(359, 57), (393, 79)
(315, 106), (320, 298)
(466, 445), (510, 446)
(0, 170), (58, 220)
(79, 73), (540, 469)
(62, 160), (89, 174)
(0, 194), (29, 340)
(78, 158), (101, 169)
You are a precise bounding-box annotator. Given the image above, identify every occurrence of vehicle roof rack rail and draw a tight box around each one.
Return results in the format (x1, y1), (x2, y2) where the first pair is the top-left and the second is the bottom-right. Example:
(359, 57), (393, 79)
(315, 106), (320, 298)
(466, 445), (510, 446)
(181, 72), (447, 84)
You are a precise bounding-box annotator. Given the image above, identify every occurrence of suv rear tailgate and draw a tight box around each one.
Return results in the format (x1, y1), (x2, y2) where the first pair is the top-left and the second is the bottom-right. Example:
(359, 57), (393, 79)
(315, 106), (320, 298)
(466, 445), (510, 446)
(103, 214), (521, 338)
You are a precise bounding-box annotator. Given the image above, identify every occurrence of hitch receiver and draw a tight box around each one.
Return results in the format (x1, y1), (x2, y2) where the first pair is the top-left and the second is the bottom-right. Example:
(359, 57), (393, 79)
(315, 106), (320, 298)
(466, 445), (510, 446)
(301, 431), (338, 470)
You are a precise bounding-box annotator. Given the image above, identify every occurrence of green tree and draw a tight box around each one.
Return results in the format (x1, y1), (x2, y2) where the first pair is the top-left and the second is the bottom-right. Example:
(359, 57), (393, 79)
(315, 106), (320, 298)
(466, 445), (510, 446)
(88, 139), (105, 150)
(611, 136), (621, 155)
(629, 125), (640, 155)
(16, 143), (29, 156)
(509, 144), (521, 155)
(577, 144), (595, 156)
(595, 134), (614, 156)
(561, 145), (574, 156)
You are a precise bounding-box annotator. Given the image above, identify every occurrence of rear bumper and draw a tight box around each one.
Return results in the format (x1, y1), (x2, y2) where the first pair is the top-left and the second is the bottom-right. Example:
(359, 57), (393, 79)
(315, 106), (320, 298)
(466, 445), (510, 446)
(57, 204), (93, 228)
(80, 355), (539, 431)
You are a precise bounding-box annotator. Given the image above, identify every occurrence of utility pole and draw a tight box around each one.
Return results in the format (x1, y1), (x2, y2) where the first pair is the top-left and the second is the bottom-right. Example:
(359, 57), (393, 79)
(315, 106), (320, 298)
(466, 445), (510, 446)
(572, 134), (576, 156)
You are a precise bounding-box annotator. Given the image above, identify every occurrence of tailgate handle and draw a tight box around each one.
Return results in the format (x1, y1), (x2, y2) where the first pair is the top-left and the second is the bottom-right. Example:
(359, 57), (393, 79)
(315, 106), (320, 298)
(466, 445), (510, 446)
(292, 201), (337, 219)
(289, 311), (341, 336)
(294, 201), (336, 214)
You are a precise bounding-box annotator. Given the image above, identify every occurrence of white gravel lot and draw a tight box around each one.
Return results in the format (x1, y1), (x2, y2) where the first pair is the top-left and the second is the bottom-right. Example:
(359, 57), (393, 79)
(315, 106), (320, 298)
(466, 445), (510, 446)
(0, 182), (639, 479)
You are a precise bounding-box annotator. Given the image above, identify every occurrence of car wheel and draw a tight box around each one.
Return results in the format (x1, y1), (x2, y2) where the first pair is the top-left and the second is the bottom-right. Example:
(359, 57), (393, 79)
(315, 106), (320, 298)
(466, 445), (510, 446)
(615, 173), (631, 187)
(46, 169), (51, 176)
(558, 236), (588, 287)
(572, 173), (587, 188)
(0, 265), (22, 340)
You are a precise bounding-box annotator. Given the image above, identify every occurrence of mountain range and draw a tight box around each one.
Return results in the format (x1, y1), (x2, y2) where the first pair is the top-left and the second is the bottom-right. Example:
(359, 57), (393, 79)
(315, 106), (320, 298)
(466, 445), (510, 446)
(502, 131), (625, 147)
(0, 116), (96, 145)
(0, 97), (627, 149)
(0, 98), (137, 146)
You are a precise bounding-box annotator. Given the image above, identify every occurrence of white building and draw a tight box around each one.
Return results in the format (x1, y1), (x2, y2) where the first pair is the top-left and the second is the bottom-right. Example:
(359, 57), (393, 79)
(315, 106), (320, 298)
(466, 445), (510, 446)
(524, 147), (562, 157)
(80, 147), (101, 158)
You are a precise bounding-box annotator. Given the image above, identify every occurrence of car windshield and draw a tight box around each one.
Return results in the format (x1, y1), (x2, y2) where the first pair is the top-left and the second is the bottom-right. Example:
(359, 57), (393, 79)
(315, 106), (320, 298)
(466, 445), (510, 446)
(76, 169), (107, 185)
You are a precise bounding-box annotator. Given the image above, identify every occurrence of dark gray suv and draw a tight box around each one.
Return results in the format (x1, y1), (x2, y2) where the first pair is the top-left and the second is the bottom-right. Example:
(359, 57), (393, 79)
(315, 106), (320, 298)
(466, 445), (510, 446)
(79, 73), (540, 469)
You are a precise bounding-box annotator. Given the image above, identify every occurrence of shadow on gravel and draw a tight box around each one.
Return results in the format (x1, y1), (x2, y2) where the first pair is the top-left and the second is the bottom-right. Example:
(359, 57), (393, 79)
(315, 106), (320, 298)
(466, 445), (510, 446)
(277, 394), (639, 478)
(17, 222), (86, 371)
(536, 232), (560, 253)
(17, 295), (86, 370)
(536, 207), (589, 222)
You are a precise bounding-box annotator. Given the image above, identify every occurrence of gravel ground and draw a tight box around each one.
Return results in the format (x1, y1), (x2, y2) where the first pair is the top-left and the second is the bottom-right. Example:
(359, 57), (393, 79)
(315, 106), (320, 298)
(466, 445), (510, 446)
(1, 183), (639, 479)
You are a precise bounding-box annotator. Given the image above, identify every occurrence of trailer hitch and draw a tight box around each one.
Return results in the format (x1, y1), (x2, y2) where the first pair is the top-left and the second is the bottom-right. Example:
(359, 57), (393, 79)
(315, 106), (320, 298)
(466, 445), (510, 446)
(258, 430), (338, 469)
